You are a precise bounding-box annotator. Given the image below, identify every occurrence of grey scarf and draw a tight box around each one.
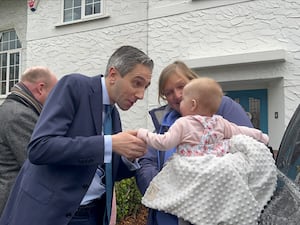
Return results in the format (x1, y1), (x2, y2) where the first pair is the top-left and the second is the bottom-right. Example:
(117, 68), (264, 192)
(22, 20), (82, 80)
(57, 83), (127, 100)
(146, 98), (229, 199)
(7, 82), (42, 115)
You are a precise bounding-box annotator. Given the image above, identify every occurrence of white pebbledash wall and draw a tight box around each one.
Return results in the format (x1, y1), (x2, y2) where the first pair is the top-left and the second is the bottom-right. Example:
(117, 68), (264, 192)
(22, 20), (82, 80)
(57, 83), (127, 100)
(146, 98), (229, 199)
(1, 0), (300, 149)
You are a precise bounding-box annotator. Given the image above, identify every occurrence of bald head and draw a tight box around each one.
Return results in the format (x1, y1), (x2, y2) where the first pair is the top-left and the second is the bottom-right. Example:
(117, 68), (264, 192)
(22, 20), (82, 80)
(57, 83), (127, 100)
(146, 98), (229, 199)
(21, 66), (55, 84)
(21, 66), (58, 105)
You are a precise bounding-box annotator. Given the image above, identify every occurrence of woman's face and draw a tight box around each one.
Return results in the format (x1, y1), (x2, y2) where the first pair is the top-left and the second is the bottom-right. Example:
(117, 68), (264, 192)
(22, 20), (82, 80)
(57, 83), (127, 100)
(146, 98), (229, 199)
(179, 88), (194, 117)
(162, 73), (190, 113)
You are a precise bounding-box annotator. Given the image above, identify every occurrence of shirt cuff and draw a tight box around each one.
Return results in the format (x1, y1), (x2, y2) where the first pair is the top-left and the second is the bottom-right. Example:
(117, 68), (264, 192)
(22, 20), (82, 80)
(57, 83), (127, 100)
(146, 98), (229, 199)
(122, 156), (141, 171)
(104, 135), (112, 163)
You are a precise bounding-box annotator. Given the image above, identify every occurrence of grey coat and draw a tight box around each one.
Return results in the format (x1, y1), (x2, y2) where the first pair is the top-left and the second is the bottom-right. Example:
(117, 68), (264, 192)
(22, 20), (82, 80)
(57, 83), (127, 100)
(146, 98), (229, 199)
(0, 98), (39, 215)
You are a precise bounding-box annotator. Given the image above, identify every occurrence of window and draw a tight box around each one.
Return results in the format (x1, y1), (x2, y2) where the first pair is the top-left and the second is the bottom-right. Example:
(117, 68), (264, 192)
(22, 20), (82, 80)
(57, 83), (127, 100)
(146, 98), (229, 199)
(0, 30), (21, 96)
(63, 0), (102, 22)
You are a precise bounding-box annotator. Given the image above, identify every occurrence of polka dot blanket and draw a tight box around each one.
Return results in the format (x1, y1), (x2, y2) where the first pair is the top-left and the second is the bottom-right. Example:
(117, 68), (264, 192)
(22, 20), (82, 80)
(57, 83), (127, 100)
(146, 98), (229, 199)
(142, 134), (277, 225)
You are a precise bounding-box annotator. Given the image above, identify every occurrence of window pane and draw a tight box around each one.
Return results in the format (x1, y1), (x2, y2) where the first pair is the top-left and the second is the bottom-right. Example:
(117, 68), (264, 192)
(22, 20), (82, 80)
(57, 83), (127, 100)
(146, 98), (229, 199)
(10, 31), (16, 40)
(17, 39), (21, 48)
(64, 9), (73, 22)
(85, 4), (92, 15)
(94, 2), (100, 13)
(10, 54), (15, 65)
(85, 0), (101, 15)
(64, 0), (73, 9)
(9, 40), (15, 49)
(74, 7), (81, 20)
(1, 82), (6, 95)
(1, 68), (6, 79)
(3, 42), (8, 51)
(1, 53), (7, 66)
(16, 53), (19, 65)
(2, 32), (8, 42)
(15, 65), (19, 80)
(86, 0), (93, 4)
(74, 0), (81, 7)
(249, 97), (261, 129)
(64, 0), (83, 22)
(9, 81), (14, 91)
(9, 67), (15, 80)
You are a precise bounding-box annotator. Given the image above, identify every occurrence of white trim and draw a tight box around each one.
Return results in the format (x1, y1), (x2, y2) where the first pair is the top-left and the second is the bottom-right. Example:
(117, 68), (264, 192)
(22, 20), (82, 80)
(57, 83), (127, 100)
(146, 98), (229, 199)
(149, 0), (254, 19)
(56, 14), (110, 27)
(184, 49), (286, 69)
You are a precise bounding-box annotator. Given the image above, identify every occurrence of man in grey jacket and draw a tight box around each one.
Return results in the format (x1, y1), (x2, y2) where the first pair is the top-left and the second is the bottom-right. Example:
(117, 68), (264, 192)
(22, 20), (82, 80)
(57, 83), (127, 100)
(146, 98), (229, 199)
(0, 66), (57, 215)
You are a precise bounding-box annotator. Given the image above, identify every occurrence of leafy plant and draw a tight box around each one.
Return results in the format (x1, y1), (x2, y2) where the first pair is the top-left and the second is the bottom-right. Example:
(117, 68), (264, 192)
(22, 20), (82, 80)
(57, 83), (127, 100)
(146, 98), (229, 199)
(115, 177), (143, 222)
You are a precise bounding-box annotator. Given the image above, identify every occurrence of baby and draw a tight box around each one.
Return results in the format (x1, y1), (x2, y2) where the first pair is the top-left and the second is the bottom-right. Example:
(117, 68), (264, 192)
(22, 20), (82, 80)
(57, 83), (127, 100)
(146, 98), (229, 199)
(136, 77), (276, 225)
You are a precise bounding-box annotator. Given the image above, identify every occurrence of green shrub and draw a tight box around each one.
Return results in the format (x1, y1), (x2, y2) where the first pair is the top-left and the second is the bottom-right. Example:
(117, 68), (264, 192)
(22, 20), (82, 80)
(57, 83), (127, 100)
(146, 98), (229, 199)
(115, 177), (143, 222)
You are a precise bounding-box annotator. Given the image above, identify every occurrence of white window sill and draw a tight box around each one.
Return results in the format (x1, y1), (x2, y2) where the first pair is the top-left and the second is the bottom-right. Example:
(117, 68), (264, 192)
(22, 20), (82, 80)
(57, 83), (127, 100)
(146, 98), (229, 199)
(55, 14), (110, 28)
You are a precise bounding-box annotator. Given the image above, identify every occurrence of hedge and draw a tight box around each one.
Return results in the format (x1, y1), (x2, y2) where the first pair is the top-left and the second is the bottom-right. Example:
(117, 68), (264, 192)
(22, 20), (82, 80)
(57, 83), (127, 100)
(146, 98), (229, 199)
(115, 177), (144, 222)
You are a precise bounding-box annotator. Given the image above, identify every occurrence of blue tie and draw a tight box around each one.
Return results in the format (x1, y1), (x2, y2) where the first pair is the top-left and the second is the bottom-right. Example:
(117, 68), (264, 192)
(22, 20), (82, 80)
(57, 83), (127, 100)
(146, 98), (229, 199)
(103, 104), (113, 225)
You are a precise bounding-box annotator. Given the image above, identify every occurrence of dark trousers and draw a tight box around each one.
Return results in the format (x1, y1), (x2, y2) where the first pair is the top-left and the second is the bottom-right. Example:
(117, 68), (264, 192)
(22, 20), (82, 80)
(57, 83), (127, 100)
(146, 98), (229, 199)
(68, 197), (106, 225)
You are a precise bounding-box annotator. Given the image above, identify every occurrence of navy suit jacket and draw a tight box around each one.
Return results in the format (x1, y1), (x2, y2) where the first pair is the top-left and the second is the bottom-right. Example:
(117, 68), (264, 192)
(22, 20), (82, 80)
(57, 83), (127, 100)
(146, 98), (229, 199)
(0, 74), (135, 225)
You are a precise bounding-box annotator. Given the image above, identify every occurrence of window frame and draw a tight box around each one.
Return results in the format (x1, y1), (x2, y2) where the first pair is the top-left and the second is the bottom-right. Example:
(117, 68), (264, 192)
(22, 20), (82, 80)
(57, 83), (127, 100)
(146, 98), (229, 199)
(62, 0), (104, 23)
(0, 30), (21, 98)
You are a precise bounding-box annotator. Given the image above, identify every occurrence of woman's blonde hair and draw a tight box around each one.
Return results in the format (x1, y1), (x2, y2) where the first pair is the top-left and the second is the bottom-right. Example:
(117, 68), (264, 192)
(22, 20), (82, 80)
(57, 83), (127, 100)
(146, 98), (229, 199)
(158, 60), (198, 102)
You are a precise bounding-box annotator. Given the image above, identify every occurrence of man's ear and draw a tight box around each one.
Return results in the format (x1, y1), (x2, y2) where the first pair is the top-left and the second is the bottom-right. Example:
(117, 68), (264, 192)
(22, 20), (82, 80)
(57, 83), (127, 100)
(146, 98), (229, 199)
(37, 82), (45, 95)
(107, 67), (118, 84)
(191, 99), (197, 111)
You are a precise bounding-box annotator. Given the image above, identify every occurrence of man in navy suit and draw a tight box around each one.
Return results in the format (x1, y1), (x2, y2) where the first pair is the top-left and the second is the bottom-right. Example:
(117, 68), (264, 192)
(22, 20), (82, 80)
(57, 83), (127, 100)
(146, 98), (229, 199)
(0, 45), (154, 225)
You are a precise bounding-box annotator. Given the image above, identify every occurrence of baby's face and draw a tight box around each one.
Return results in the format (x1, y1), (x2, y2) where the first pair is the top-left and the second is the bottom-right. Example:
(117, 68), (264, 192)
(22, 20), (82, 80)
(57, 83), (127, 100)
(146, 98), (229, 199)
(179, 89), (193, 116)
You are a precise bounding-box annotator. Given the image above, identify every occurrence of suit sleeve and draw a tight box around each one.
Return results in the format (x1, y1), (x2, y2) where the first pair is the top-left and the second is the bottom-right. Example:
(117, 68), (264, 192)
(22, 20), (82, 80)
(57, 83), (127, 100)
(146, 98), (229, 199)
(27, 75), (104, 166)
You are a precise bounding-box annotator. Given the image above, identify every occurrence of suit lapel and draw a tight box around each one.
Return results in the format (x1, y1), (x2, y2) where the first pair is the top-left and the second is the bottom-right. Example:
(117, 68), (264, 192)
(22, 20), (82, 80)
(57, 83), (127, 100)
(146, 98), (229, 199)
(89, 76), (123, 180)
(89, 76), (103, 135)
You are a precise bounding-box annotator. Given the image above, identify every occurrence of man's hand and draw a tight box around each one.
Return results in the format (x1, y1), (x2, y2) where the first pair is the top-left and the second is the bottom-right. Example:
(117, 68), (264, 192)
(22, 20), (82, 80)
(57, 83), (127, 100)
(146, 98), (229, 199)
(125, 130), (138, 136)
(112, 132), (147, 160)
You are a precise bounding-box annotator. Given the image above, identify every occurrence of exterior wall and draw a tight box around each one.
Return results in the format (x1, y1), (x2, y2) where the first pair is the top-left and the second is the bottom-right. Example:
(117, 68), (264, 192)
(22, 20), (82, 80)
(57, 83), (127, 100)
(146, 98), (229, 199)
(22, 0), (150, 131)
(1, 0), (300, 149)
(147, 0), (300, 149)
